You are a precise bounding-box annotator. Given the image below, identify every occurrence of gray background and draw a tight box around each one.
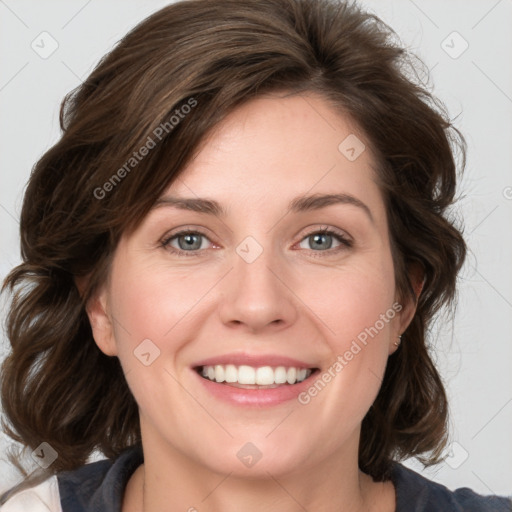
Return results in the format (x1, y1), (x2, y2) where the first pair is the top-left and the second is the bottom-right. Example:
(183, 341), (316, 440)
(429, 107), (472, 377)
(1, 0), (511, 497)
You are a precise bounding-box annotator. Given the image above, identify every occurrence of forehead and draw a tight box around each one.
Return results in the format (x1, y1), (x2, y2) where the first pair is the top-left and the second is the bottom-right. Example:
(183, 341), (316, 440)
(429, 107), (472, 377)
(161, 93), (386, 223)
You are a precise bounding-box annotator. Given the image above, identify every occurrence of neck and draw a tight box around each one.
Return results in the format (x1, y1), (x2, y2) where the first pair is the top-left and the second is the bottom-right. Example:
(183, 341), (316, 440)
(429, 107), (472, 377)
(125, 439), (394, 512)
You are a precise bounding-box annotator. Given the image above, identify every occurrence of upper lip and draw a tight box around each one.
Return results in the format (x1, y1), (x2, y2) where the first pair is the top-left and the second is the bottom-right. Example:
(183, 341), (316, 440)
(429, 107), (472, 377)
(192, 353), (318, 369)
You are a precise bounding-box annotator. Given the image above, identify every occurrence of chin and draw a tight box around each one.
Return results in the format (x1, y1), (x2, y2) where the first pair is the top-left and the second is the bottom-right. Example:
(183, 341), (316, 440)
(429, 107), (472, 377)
(193, 438), (315, 479)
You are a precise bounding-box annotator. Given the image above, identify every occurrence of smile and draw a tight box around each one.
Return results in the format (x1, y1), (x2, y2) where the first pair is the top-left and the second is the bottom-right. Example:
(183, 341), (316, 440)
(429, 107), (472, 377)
(197, 364), (314, 387)
(192, 354), (320, 405)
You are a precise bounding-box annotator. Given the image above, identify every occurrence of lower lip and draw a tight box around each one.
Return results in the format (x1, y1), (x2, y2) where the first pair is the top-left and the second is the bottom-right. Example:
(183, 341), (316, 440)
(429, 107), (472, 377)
(193, 369), (318, 406)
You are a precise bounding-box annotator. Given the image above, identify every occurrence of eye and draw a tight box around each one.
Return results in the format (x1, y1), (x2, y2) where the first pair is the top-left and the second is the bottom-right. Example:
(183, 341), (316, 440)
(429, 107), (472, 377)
(161, 230), (212, 257)
(297, 227), (352, 253)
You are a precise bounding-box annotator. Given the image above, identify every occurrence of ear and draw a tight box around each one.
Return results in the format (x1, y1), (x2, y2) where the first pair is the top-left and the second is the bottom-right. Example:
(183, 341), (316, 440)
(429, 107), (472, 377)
(84, 282), (118, 357)
(390, 263), (424, 354)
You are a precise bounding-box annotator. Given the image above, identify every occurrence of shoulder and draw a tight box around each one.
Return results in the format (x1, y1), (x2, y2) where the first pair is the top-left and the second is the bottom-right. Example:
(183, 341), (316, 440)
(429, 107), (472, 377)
(391, 462), (512, 512)
(0, 476), (62, 512)
(1, 444), (143, 512)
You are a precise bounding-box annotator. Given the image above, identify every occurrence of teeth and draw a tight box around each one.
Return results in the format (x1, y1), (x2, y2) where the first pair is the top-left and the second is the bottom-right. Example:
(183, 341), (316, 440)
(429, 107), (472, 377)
(238, 365), (256, 384)
(286, 367), (297, 384)
(256, 366), (274, 385)
(214, 364), (225, 383)
(198, 364), (313, 386)
(225, 364), (237, 383)
(275, 366), (287, 384)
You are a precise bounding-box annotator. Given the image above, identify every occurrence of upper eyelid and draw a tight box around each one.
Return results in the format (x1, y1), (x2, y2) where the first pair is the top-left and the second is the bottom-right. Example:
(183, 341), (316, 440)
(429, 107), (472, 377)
(303, 225), (351, 239)
(161, 225), (215, 244)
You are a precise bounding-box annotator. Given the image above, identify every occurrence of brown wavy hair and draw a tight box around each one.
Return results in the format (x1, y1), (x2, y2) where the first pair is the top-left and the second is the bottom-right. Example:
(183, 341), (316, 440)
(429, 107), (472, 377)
(1, 0), (466, 485)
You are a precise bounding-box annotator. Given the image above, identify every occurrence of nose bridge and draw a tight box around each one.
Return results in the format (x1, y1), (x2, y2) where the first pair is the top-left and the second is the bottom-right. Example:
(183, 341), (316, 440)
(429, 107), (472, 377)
(218, 234), (297, 331)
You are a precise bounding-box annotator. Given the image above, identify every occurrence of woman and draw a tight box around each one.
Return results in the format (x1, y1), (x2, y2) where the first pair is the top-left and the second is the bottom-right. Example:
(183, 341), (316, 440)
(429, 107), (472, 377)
(0, 0), (510, 510)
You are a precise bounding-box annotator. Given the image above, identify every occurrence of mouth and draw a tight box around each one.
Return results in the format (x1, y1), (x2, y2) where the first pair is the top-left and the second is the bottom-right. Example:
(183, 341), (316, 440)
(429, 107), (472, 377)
(194, 364), (320, 389)
(191, 354), (321, 406)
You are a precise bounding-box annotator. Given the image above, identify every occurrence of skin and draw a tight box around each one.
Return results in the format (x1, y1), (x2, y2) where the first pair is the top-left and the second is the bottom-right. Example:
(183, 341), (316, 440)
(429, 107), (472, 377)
(86, 92), (420, 512)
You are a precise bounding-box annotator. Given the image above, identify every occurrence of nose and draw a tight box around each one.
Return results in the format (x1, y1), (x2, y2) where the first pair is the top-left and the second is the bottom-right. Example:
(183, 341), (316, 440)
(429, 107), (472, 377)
(218, 244), (298, 333)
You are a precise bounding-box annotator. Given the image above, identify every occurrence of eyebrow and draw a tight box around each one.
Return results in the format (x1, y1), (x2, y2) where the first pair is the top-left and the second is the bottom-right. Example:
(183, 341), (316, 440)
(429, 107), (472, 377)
(152, 192), (373, 223)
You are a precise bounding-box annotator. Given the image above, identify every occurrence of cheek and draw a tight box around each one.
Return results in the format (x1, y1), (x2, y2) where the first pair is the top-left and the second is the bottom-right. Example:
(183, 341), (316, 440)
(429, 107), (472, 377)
(104, 257), (218, 423)
(299, 253), (397, 349)
(107, 257), (218, 352)
(294, 253), (397, 418)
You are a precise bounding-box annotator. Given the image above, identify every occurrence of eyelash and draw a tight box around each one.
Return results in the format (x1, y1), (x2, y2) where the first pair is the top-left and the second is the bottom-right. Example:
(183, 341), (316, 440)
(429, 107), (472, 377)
(160, 226), (353, 258)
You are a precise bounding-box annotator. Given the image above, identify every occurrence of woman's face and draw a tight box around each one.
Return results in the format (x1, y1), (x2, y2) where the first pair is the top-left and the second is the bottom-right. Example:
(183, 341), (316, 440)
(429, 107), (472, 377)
(89, 93), (413, 477)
